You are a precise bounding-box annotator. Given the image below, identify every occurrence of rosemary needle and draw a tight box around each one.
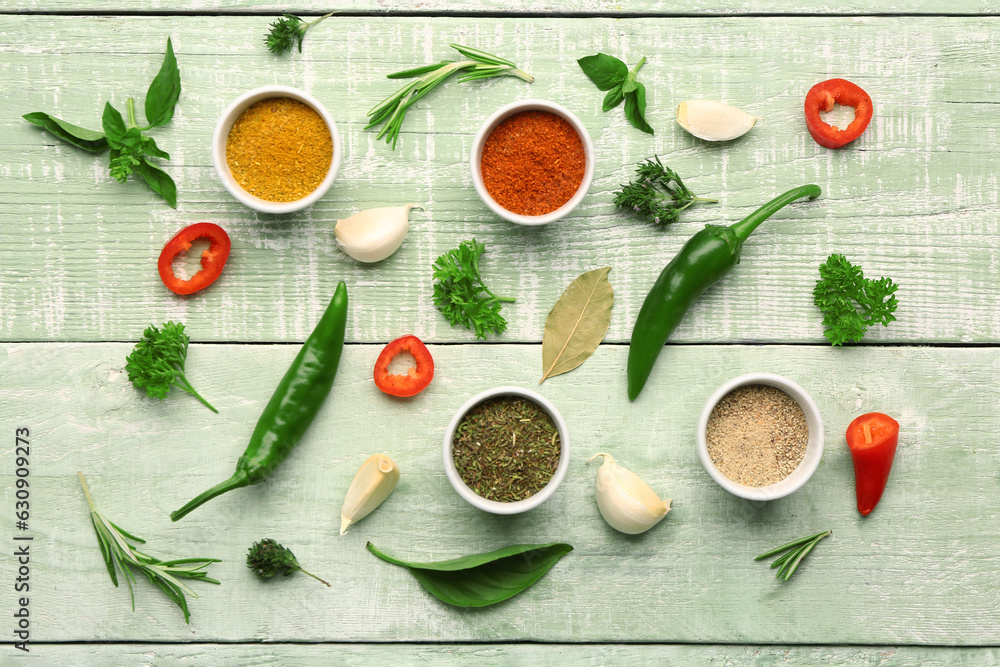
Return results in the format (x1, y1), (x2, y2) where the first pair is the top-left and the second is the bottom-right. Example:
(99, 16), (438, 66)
(755, 530), (831, 581)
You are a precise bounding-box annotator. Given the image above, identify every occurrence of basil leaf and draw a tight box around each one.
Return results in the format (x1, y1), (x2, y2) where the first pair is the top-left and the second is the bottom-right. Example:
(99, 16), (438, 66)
(101, 103), (127, 144)
(577, 53), (627, 91)
(367, 542), (572, 607)
(144, 38), (181, 129)
(622, 78), (638, 95)
(624, 84), (654, 135)
(141, 136), (170, 160)
(133, 158), (177, 208)
(22, 112), (108, 152)
(602, 85), (625, 112)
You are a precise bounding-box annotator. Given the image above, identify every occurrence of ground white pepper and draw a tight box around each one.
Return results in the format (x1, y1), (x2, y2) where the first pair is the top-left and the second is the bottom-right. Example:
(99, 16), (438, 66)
(705, 384), (808, 487)
(225, 97), (332, 203)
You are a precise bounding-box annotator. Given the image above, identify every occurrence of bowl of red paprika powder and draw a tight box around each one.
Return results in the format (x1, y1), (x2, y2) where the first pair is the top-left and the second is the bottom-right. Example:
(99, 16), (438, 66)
(471, 99), (595, 226)
(212, 85), (342, 214)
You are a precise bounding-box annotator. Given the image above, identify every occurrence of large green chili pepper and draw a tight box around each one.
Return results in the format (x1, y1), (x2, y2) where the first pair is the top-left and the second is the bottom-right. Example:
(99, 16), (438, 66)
(627, 185), (821, 401)
(171, 281), (349, 520)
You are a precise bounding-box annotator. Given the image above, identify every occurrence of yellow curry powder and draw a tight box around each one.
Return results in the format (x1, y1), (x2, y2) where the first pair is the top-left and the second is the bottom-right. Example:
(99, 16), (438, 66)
(225, 97), (333, 203)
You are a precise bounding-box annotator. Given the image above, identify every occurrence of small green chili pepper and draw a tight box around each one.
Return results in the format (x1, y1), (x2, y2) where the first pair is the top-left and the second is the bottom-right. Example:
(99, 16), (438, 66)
(627, 185), (821, 401)
(171, 281), (349, 520)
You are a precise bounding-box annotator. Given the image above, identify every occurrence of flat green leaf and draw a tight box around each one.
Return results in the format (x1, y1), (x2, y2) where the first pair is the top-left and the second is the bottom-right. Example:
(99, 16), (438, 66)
(23, 112), (108, 152)
(141, 136), (170, 160)
(540, 267), (614, 383)
(144, 37), (181, 129)
(133, 158), (177, 208)
(624, 84), (654, 135)
(366, 542), (572, 607)
(602, 85), (625, 112)
(101, 103), (127, 144)
(577, 53), (627, 91)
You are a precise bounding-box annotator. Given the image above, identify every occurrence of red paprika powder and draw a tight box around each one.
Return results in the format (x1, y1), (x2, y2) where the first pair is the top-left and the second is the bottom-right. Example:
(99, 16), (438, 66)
(480, 110), (585, 216)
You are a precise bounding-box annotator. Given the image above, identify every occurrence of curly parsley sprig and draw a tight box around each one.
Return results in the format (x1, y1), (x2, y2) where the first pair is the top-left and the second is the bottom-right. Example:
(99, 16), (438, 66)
(613, 156), (717, 226)
(264, 12), (336, 55)
(813, 254), (899, 346)
(22, 38), (180, 207)
(125, 321), (217, 413)
(432, 239), (515, 340)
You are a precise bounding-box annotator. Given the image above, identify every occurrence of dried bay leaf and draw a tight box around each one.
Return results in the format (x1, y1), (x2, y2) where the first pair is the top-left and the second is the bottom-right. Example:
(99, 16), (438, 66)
(540, 267), (614, 383)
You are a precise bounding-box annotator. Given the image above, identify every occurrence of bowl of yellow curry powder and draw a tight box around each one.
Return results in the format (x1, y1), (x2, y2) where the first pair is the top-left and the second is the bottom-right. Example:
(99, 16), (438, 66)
(212, 85), (342, 214)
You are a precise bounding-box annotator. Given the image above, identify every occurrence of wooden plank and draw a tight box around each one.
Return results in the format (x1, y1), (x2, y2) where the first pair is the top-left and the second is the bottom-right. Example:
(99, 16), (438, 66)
(2, 16), (999, 345)
(4, 643), (999, 665)
(1, 342), (997, 644)
(4, 2), (999, 16)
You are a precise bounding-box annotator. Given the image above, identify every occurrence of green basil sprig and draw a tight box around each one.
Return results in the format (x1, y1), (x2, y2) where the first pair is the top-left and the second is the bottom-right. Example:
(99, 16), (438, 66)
(577, 53), (653, 135)
(23, 38), (181, 207)
(366, 541), (572, 607)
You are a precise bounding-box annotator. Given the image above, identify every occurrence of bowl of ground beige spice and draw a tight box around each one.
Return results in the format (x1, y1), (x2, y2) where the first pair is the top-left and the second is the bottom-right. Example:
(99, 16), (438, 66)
(212, 85), (342, 214)
(697, 373), (824, 501)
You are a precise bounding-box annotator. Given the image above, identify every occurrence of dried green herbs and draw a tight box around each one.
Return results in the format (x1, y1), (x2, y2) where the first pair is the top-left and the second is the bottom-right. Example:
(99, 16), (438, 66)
(452, 396), (560, 502)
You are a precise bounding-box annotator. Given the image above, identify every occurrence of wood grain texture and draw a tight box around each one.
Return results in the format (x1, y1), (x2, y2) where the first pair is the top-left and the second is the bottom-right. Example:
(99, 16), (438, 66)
(4, 644), (1000, 666)
(3, 16), (999, 344)
(1, 342), (997, 645)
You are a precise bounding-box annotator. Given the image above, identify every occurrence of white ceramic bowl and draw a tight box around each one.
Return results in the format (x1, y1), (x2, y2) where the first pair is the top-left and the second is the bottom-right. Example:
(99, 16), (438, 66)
(211, 85), (342, 214)
(697, 373), (824, 501)
(443, 386), (570, 514)
(470, 99), (595, 226)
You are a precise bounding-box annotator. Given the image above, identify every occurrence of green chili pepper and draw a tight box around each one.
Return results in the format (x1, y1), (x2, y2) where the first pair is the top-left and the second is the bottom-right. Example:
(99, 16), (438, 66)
(171, 281), (349, 520)
(626, 185), (821, 401)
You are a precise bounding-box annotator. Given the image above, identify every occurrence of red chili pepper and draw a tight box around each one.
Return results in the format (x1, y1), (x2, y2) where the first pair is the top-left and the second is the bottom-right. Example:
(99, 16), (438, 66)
(158, 223), (232, 295)
(845, 412), (899, 516)
(373, 335), (434, 397)
(804, 78), (873, 149)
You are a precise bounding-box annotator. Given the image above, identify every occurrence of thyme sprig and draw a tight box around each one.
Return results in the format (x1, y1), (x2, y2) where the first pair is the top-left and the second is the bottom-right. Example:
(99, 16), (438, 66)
(367, 44), (533, 150)
(755, 530), (831, 581)
(247, 538), (330, 586)
(264, 12), (336, 55)
(613, 156), (717, 227)
(79, 472), (220, 623)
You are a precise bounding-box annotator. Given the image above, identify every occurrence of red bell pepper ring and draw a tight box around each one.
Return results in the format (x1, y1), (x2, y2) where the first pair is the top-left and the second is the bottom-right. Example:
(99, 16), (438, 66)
(845, 412), (899, 516)
(373, 335), (434, 397)
(158, 223), (232, 295)
(804, 78), (873, 149)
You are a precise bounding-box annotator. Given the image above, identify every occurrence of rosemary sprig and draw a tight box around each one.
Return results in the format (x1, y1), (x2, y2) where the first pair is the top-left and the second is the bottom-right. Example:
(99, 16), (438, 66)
(79, 472), (220, 623)
(754, 530), (831, 581)
(366, 44), (533, 150)
(613, 155), (717, 227)
(264, 12), (336, 55)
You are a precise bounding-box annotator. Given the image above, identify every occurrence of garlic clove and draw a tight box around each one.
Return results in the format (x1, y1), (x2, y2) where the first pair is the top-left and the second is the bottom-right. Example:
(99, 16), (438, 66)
(588, 453), (671, 535)
(334, 204), (423, 263)
(676, 100), (762, 142)
(340, 454), (400, 535)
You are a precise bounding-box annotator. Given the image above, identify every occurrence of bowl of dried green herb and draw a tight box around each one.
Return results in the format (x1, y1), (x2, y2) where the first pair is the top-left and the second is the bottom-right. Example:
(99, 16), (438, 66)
(697, 372), (824, 501)
(212, 85), (342, 214)
(444, 386), (570, 514)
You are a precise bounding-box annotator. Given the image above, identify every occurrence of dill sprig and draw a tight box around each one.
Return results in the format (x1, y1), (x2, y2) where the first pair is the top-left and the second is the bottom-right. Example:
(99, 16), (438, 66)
(613, 156), (717, 227)
(247, 538), (330, 586)
(754, 530), (831, 581)
(264, 12), (336, 55)
(432, 239), (515, 340)
(79, 472), (220, 623)
(366, 44), (533, 150)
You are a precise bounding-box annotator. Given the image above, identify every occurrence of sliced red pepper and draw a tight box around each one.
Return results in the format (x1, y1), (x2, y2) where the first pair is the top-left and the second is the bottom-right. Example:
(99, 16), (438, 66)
(845, 412), (900, 516)
(373, 335), (434, 397)
(157, 223), (232, 295)
(804, 78), (873, 149)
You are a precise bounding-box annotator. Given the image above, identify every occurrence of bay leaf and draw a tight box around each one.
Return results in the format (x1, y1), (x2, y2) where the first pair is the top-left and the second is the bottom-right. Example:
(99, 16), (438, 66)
(367, 542), (572, 607)
(540, 267), (614, 383)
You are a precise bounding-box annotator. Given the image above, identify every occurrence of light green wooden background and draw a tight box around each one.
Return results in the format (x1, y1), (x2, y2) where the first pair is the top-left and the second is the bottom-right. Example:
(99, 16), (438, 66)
(1, 6), (999, 666)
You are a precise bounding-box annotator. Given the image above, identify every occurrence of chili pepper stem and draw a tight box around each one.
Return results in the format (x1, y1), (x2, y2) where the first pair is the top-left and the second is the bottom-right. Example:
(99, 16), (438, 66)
(170, 472), (250, 521)
(729, 184), (821, 244)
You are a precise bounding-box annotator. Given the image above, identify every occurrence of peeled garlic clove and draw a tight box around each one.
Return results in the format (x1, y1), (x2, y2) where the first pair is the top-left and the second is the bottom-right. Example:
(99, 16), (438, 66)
(676, 100), (761, 142)
(340, 454), (400, 535)
(588, 453), (671, 535)
(334, 204), (423, 263)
